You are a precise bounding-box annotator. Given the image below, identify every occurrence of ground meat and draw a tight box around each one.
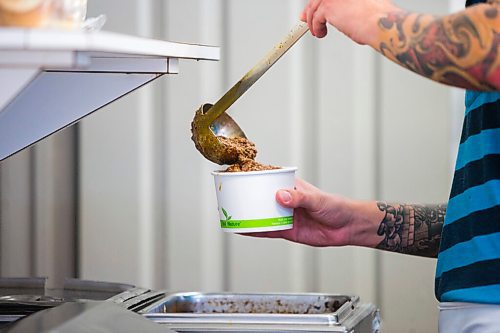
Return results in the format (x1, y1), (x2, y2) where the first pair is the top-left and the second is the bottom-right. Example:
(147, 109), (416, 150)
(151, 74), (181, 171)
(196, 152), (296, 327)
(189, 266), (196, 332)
(217, 136), (281, 172)
(218, 136), (257, 161)
(225, 158), (281, 172)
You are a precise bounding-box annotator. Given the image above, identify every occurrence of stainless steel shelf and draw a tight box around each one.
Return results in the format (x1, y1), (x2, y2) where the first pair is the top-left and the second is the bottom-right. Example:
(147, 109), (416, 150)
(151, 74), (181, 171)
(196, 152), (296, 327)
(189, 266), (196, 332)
(0, 28), (220, 161)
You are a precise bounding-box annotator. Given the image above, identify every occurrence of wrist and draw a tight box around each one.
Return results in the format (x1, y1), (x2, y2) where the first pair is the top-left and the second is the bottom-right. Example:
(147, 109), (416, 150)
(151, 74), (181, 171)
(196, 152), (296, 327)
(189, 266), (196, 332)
(363, 3), (405, 50)
(347, 200), (385, 248)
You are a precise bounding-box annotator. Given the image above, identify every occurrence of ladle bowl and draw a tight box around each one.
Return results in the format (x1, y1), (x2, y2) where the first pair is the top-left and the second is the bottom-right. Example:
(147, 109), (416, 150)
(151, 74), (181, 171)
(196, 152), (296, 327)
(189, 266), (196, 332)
(191, 103), (246, 165)
(191, 22), (309, 165)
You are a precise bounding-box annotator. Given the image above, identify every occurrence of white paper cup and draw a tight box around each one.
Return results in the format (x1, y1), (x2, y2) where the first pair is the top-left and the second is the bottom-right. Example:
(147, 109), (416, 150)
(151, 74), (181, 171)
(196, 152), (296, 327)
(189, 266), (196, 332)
(212, 167), (297, 233)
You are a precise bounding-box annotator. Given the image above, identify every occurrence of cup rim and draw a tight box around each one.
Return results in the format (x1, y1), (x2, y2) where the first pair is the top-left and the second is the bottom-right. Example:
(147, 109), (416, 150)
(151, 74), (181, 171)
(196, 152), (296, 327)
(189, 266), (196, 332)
(211, 166), (297, 176)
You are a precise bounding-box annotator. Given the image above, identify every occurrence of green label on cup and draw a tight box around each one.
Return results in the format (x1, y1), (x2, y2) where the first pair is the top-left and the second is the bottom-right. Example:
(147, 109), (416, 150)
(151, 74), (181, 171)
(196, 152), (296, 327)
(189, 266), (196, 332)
(220, 216), (293, 229)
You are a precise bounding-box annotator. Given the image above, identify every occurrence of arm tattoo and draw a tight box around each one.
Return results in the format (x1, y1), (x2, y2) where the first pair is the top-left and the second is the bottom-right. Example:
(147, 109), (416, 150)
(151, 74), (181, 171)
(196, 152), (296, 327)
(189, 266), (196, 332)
(376, 202), (446, 258)
(377, 2), (499, 90)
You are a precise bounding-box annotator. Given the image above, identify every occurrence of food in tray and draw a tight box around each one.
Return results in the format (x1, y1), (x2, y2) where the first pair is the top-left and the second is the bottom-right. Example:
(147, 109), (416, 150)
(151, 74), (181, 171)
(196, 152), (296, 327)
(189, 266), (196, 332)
(159, 293), (351, 315)
(179, 296), (346, 314)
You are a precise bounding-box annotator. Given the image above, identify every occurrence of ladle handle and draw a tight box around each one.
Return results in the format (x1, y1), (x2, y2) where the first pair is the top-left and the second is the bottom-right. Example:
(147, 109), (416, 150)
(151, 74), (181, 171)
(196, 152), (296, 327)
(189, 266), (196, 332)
(204, 21), (309, 123)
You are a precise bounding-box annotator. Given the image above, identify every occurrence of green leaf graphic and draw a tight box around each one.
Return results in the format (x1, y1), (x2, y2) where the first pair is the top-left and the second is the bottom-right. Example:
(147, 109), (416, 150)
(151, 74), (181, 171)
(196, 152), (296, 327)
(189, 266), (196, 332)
(221, 207), (229, 219)
(228, 216), (232, 221)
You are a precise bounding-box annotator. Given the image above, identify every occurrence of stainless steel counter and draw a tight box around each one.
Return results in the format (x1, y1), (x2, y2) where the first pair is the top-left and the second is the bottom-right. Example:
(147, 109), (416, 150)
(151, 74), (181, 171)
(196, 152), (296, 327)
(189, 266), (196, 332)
(0, 279), (380, 333)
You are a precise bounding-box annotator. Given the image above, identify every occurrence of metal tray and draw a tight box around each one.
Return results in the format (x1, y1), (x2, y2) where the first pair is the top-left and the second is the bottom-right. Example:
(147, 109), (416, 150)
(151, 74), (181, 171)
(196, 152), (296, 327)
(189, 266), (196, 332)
(141, 292), (357, 326)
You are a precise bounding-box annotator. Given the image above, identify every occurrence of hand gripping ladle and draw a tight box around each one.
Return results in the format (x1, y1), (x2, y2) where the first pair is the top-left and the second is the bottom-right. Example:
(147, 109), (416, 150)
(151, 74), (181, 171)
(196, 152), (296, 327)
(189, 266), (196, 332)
(191, 22), (309, 165)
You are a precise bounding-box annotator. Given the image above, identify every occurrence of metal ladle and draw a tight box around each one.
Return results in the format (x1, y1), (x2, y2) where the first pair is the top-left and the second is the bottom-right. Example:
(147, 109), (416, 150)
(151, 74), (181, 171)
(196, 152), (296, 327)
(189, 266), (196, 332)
(191, 22), (309, 165)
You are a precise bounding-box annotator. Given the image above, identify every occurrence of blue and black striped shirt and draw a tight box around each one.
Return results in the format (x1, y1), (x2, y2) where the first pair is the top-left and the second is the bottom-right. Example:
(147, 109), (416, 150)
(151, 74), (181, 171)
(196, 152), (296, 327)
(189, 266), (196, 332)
(435, 91), (500, 303)
(434, 0), (500, 303)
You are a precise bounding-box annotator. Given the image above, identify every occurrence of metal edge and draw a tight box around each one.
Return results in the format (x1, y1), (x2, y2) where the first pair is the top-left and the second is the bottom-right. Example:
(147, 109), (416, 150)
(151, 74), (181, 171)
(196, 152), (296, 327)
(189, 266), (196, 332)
(140, 291), (355, 313)
(341, 303), (379, 332)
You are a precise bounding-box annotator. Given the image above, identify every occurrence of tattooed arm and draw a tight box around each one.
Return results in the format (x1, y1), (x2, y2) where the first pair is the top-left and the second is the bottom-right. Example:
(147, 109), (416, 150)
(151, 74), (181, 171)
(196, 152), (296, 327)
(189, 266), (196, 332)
(376, 5), (499, 90)
(376, 202), (446, 258)
(301, 0), (500, 90)
(245, 178), (445, 258)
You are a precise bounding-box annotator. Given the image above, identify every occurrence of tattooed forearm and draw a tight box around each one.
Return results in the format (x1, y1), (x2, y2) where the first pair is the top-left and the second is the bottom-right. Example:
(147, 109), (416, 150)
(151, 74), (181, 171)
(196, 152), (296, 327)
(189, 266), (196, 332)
(376, 202), (446, 258)
(377, 3), (499, 90)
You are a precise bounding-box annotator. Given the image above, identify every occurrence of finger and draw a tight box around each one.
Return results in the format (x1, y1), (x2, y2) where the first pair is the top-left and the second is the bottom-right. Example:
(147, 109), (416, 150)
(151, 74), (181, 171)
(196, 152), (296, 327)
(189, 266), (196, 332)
(300, 7), (306, 21)
(306, 4), (314, 35)
(276, 178), (316, 208)
(276, 187), (323, 213)
(307, 0), (322, 36)
(301, 0), (313, 22)
(239, 228), (295, 239)
(295, 178), (318, 192)
(312, 7), (328, 38)
(276, 189), (293, 207)
(309, 0), (322, 17)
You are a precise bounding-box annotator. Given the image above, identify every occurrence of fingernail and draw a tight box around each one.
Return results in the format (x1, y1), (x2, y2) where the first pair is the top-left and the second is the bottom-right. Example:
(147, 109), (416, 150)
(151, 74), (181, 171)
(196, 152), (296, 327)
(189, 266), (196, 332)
(278, 190), (292, 204)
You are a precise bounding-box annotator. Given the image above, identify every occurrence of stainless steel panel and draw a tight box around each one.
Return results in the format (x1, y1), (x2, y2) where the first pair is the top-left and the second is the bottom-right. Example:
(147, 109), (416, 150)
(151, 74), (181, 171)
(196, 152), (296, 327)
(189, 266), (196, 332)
(0, 277), (134, 301)
(0, 277), (137, 328)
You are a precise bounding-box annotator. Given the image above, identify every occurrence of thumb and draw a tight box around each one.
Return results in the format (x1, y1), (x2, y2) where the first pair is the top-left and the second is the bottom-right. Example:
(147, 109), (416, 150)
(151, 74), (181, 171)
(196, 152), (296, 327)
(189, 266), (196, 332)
(300, 10), (306, 22)
(276, 190), (294, 207)
(276, 188), (321, 211)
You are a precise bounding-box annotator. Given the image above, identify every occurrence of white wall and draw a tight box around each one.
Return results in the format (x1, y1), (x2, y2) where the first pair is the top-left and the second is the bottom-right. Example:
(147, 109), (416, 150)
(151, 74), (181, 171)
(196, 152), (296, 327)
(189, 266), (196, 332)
(0, 0), (465, 332)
